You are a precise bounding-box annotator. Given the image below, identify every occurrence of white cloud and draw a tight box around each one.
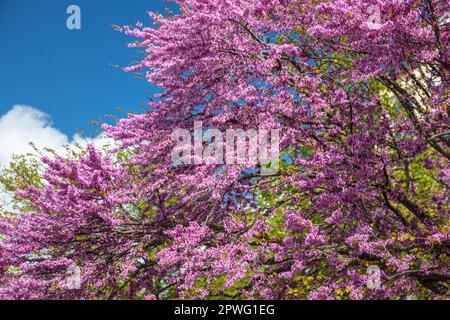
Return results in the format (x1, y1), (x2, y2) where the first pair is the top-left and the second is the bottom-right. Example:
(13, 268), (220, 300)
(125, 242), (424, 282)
(0, 105), (69, 166)
(0, 105), (109, 168)
(0, 105), (111, 211)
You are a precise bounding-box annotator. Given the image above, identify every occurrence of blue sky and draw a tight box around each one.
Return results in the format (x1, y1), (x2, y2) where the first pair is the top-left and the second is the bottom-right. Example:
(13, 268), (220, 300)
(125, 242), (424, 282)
(0, 0), (177, 138)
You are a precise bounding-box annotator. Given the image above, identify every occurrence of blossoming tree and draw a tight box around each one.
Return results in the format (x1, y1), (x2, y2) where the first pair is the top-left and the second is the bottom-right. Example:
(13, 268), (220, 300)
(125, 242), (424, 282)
(0, 0), (448, 300)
